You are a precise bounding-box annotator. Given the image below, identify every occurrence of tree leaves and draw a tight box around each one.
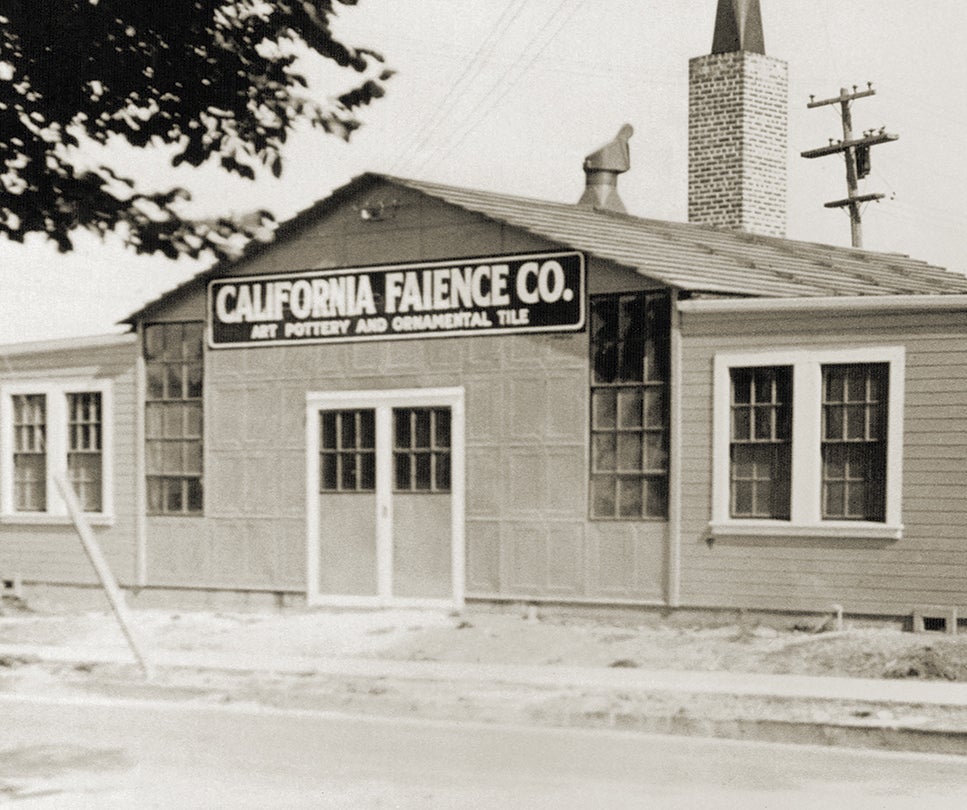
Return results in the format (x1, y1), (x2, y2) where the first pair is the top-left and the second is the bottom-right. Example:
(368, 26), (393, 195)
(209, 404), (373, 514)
(0, 0), (390, 260)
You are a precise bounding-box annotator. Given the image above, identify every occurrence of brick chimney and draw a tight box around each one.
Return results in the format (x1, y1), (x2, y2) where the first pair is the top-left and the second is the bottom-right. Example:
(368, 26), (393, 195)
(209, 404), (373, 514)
(688, 0), (788, 236)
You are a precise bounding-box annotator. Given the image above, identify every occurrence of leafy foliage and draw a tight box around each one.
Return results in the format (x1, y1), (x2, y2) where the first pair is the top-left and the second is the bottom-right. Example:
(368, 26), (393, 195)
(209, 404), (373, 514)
(0, 1), (391, 259)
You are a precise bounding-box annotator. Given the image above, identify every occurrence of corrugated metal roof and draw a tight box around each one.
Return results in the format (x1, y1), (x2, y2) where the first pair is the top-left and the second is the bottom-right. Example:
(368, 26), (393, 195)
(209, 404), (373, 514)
(388, 175), (967, 297)
(124, 171), (967, 324)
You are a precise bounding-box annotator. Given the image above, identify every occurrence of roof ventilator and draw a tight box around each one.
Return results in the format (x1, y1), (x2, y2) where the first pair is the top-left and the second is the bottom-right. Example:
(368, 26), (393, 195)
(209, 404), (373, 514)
(578, 124), (633, 213)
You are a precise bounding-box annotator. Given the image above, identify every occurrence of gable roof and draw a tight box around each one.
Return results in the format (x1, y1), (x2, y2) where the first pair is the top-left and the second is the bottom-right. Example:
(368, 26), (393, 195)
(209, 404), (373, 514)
(387, 175), (967, 298)
(124, 172), (967, 323)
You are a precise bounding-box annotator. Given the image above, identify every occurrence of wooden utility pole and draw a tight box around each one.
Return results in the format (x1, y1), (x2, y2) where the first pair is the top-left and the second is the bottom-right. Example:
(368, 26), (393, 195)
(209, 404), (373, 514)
(801, 83), (898, 248)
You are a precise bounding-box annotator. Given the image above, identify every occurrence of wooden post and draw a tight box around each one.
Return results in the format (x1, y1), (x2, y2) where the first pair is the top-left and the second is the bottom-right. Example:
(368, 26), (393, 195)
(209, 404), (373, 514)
(801, 83), (898, 248)
(837, 89), (864, 248)
(54, 474), (155, 680)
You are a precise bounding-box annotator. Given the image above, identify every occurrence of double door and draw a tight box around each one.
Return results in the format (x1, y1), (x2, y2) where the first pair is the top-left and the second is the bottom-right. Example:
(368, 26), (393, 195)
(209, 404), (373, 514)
(306, 388), (465, 608)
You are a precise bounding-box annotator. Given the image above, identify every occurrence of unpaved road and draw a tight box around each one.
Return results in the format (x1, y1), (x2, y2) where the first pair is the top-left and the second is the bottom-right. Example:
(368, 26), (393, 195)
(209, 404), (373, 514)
(3, 693), (967, 809)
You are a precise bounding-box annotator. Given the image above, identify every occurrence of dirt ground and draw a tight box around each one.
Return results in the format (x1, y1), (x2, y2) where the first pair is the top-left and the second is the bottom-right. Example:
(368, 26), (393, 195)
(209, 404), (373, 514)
(3, 598), (967, 682)
(6, 598), (967, 749)
(387, 612), (967, 682)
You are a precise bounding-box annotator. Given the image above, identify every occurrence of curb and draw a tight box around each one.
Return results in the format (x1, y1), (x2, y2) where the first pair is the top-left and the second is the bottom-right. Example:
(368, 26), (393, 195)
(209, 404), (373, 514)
(545, 709), (967, 757)
(4, 643), (967, 756)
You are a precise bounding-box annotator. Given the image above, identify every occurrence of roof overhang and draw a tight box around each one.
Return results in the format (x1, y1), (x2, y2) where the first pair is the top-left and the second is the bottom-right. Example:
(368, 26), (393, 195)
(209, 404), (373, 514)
(678, 294), (967, 315)
(0, 331), (135, 358)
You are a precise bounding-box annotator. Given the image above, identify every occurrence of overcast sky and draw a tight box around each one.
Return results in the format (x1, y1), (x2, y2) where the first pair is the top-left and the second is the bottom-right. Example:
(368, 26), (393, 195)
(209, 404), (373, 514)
(2, 0), (965, 344)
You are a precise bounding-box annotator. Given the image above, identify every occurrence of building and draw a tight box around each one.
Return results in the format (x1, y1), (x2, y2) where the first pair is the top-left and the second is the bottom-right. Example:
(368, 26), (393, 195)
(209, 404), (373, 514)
(4, 1), (967, 620)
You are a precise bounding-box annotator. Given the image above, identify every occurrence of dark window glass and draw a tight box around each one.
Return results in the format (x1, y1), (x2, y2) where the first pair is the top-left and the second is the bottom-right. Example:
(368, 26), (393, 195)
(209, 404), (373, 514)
(12, 394), (46, 512)
(589, 293), (670, 519)
(822, 363), (888, 521)
(319, 410), (376, 493)
(67, 392), (102, 512)
(393, 408), (451, 493)
(729, 367), (792, 519)
(144, 322), (204, 515)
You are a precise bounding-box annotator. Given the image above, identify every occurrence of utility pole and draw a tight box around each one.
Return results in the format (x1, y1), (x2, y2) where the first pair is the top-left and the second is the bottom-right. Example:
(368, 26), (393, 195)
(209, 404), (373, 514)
(801, 83), (898, 248)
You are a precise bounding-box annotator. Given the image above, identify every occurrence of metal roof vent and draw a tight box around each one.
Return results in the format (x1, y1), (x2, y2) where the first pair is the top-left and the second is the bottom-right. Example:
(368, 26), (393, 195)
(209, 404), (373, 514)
(578, 124), (633, 213)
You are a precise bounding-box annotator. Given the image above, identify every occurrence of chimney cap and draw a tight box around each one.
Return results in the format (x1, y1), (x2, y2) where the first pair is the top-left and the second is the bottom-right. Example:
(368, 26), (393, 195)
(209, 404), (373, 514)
(712, 0), (765, 55)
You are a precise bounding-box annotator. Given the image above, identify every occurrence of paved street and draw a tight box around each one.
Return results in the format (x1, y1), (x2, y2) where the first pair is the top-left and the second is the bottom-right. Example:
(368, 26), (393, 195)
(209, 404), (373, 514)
(3, 694), (967, 808)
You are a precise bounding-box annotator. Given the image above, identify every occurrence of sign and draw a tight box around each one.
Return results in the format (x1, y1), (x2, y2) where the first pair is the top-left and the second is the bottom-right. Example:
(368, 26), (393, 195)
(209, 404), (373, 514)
(207, 251), (585, 347)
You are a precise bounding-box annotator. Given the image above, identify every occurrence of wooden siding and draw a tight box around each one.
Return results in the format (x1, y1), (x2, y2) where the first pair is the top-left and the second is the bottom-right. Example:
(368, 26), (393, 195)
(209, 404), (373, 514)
(679, 307), (967, 615)
(0, 340), (139, 586)
(142, 181), (667, 600)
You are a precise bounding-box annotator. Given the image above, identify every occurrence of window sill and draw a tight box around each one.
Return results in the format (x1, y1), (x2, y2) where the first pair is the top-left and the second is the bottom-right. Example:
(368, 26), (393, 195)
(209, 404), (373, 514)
(709, 521), (902, 541)
(1, 513), (116, 528)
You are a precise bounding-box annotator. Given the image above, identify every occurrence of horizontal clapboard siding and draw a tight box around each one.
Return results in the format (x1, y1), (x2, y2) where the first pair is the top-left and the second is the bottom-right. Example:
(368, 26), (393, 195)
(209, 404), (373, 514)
(679, 307), (967, 616)
(0, 339), (139, 586)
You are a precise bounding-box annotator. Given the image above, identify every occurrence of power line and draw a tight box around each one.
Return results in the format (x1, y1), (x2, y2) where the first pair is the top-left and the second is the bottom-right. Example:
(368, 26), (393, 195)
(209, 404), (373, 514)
(371, 30), (680, 85)
(385, 0), (529, 175)
(409, 0), (582, 177)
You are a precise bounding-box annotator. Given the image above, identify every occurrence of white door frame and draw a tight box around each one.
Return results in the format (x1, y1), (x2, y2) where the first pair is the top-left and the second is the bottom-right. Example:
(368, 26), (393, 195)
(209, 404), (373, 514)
(305, 387), (466, 609)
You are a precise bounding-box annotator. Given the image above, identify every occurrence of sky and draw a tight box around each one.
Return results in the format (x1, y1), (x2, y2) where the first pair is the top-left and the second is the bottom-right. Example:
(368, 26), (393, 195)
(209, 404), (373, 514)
(2, 0), (966, 344)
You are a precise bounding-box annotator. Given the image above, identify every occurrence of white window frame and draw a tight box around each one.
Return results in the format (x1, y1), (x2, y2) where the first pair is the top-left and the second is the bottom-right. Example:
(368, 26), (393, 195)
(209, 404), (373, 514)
(711, 346), (904, 540)
(0, 378), (114, 525)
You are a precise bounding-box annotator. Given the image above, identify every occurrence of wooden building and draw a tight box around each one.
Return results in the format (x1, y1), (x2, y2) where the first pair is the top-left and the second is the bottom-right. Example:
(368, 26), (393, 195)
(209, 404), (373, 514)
(3, 0), (967, 620)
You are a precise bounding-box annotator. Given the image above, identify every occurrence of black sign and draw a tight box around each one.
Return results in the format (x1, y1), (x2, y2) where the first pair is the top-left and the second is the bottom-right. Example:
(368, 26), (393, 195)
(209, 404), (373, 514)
(208, 251), (585, 347)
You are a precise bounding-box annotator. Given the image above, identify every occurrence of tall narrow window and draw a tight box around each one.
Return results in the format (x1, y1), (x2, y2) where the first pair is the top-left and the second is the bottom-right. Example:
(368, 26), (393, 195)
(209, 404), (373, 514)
(590, 292), (670, 519)
(822, 363), (888, 521)
(320, 410), (375, 492)
(729, 367), (792, 519)
(67, 392), (102, 512)
(145, 322), (204, 515)
(394, 407), (451, 492)
(13, 394), (46, 512)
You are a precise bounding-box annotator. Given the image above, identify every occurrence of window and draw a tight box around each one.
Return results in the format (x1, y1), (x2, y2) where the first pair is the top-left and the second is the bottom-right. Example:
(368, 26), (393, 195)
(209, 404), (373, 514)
(0, 382), (113, 521)
(394, 407), (451, 492)
(320, 409), (375, 492)
(13, 394), (46, 512)
(712, 348), (904, 539)
(822, 363), (887, 522)
(67, 393), (102, 513)
(589, 292), (670, 519)
(144, 322), (204, 515)
(730, 367), (791, 519)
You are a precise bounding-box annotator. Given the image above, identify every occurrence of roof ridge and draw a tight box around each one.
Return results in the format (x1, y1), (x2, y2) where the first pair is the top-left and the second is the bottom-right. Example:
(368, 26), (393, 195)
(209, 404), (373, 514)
(385, 174), (948, 271)
(123, 171), (967, 324)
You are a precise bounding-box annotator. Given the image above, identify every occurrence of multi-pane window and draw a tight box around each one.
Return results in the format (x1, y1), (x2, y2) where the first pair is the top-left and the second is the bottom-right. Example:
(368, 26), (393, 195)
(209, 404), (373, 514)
(320, 410), (375, 492)
(822, 363), (888, 521)
(13, 394), (46, 512)
(713, 349), (902, 537)
(67, 393), (102, 512)
(145, 322), (204, 515)
(394, 408), (451, 493)
(729, 367), (792, 519)
(2, 386), (110, 518)
(590, 292), (670, 519)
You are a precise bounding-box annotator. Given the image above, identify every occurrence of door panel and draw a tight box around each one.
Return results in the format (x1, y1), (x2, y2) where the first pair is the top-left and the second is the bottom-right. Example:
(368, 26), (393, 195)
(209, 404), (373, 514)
(393, 493), (451, 598)
(317, 408), (378, 596)
(318, 493), (378, 595)
(391, 406), (452, 598)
